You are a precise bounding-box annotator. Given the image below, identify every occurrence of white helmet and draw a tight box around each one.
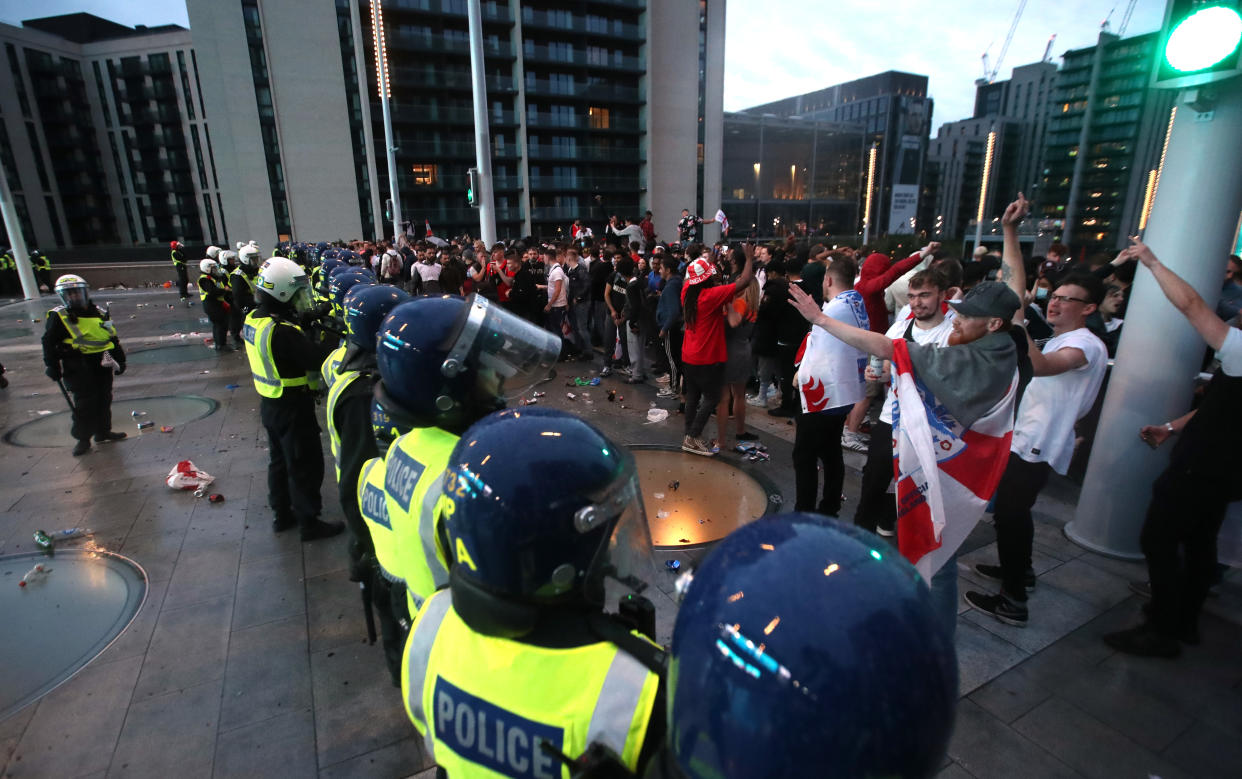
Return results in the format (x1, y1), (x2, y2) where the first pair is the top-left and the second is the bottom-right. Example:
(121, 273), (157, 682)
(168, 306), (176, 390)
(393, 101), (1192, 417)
(238, 246), (261, 268)
(205, 245), (221, 260)
(256, 257), (311, 311)
(235, 241), (246, 251)
(200, 259), (221, 275)
(54, 274), (90, 309)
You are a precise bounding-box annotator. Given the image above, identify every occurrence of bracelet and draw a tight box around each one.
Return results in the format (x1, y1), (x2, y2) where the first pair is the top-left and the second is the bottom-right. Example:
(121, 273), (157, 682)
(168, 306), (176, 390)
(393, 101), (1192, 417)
(1164, 422), (1175, 434)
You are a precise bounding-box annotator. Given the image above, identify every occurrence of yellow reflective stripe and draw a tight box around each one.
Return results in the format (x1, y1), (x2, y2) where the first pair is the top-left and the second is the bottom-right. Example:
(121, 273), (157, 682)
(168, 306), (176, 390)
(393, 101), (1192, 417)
(404, 590), (451, 755)
(588, 651), (652, 761)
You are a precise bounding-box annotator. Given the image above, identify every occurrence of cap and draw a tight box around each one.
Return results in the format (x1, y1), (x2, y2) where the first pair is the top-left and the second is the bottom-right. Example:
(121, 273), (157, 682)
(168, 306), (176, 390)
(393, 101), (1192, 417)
(685, 257), (716, 286)
(949, 281), (1020, 319)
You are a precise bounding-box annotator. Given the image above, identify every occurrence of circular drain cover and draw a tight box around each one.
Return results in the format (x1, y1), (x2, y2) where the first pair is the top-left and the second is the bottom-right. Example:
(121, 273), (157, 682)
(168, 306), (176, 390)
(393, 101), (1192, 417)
(4, 394), (218, 447)
(0, 549), (147, 720)
(0, 326), (33, 339)
(633, 447), (778, 548)
(127, 344), (214, 364)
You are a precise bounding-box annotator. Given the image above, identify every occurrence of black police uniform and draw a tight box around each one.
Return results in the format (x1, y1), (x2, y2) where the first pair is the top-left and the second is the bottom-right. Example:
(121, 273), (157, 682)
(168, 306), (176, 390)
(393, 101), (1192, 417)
(199, 272), (232, 352)
(41, 303), (127, 452)
(172, 247), (188, 299)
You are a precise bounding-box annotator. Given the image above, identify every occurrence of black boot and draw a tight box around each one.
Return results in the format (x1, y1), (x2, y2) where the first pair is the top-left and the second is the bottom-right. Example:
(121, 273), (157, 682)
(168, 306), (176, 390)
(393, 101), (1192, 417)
(72, 439), (91, 456)
(301, 518), (345, 542)
(94, 431), (127, 443)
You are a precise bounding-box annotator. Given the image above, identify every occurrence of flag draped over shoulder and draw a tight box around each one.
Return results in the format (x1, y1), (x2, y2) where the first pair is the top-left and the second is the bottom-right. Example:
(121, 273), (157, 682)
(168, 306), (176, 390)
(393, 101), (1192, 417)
(890, 337), (1017, 582)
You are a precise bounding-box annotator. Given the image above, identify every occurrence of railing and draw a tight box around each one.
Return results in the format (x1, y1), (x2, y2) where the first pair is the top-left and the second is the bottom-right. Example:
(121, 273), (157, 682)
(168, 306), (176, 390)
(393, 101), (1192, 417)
(527, 145), (640, 162)
(397, 140), (521, 158)
(521, 8), (640, 38)
(523, 78), (641, 102)
(388, 31), (510, 58)
(526, 111), (642, 132)
(388, 66), (514, 92)
(390, 105), (517, 125)
(523, 44), (641, 71)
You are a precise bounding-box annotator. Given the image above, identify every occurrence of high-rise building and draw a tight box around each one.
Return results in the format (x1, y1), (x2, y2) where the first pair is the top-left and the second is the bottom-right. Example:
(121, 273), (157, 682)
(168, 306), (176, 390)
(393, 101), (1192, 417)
(925, 116), (1022, 241)
(1041, 31), (1175, 251)
(185, 0), (724, 244)
(0, 14), (222, 251)
(737, 71), (934, 237)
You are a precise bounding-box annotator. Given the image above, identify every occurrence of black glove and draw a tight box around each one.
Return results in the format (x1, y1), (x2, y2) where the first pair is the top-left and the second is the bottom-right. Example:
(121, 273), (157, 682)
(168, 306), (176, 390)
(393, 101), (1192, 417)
(45, 366), (61, 381)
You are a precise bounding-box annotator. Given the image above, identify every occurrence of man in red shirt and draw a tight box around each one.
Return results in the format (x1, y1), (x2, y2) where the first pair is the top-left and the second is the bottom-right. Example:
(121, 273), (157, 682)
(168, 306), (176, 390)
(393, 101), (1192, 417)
(679, 245), (755, 455)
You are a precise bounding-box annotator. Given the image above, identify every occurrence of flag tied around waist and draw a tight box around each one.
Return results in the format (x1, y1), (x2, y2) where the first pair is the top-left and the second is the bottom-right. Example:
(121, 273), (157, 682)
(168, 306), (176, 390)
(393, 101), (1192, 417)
(890, 338), (1017, 582)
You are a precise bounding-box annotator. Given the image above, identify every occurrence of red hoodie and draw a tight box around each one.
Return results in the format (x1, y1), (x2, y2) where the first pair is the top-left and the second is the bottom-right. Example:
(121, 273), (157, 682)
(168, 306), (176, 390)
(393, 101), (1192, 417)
(854, 250), (924, 333)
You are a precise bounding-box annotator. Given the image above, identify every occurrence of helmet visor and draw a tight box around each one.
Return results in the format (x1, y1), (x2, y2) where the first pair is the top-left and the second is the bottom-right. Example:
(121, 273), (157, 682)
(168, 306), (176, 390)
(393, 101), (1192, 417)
(571, 460), (659, 605)
(445, 295), (559, 401)
(57, 283), (89, 310)
(289, 277), (313, 313)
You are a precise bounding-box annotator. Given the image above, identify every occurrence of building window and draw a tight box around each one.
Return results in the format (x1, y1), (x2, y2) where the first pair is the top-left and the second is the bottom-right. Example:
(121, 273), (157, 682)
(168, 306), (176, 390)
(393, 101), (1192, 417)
(411, 164), (438, 186)
(588, 107), (609, 129)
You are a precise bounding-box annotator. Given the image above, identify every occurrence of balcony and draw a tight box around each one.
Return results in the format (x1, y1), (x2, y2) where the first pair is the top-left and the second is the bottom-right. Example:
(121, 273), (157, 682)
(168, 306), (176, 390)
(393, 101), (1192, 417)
(389, 104), (517, 126)
(527, 144), (640, 163)
(395, 140), (521, 159)
(521, 8), (640, 39)
(523, 78), (640, 103)
(387, 66), (515, 93)
(529, 175), (637, 191)
(397, 174), (523, 191)
(523, 44), (642, 73)
(387, 0), (512, 24)
(387, 31), (512, 59)
(526, 111), (642, 133)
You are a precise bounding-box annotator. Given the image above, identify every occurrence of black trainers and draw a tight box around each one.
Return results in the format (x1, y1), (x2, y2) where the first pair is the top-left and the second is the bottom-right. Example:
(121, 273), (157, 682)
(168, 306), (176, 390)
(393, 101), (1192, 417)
(964, 590), (1029, 627)
(974, 563), (1036, 592)
(272, 514), (298, 533)
(1102, 624), (1181, 658)
(94, 431), (127, 443)
(72, 439), (91, 457)
(301, 518), (345, 542)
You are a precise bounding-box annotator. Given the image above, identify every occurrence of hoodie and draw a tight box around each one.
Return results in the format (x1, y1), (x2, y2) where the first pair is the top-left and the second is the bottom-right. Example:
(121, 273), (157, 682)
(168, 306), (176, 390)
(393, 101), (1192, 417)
(854, 251), (925, 333)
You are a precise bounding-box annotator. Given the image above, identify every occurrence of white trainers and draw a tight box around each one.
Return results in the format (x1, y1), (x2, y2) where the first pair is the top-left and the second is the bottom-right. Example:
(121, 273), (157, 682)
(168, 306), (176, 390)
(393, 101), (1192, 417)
(841, 430), (869, 452)
(656, 387), (677, 398)
(681, 435), (714, 456)
(745, 394), (768, 408)
(654, 374), (670, 384)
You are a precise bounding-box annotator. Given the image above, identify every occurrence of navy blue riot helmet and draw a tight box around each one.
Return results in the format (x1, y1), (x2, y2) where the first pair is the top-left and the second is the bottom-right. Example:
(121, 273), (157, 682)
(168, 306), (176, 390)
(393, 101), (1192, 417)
(343, 283), (411, 352)
(441, 407), (657, 638)
(328, 268), (375, 310)
(373, 294), (560, 434)
(661, 514), (957, 779)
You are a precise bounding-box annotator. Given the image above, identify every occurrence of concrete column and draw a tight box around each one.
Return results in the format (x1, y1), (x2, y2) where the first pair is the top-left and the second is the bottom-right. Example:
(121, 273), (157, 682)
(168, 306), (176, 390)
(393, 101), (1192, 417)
(1068, 76), (1242, 557)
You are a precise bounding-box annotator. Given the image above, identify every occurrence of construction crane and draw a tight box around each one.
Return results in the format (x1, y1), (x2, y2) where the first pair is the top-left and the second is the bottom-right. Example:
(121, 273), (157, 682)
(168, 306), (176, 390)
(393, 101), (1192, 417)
(1118, 0), (1138, 36)
(980, 0), (1030, 83)
(1042, 33), (1057, 63)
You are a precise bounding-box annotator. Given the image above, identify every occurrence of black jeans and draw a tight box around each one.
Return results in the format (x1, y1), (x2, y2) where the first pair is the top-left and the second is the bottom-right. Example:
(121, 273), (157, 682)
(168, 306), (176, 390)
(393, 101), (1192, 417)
(175, 265), (189, 298)
(793, 409), (848, 515)
(203, 300), (229, 350)
(1141, 467), (1230, 639)
(662, 328), (683, 392)
(261, 393), (324, 526)
(775, 342), (800, 414)
(992, 452), (1051, 601)
(682, 361), (724, 438)
(63, 358), (114, 442)
(855, 421), (896, 533)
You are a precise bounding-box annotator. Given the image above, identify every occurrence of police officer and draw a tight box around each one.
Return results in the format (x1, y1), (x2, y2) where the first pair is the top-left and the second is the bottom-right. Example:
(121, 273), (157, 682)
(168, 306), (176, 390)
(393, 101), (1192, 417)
(29, 248), (51, 292)
(229, 246), (259, 349)
(402, 407), (665, 778)
(644, 514), (958, 779)
(170, 240), (189, 301)
(199, 258), (234, 353)
(243, 257), (343, 541)
(374, 294), (561, 617)
(326, 282), (410, 682)
(319, 268), (374, 387)
(42, 275), (127, 456)
(0, 246), (15, 295)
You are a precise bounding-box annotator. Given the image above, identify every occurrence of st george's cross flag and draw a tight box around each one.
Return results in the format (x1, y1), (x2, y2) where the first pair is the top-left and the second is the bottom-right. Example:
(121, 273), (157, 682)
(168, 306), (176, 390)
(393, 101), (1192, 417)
(714, 209), (729, 236)
(889, 337), (1017, 582)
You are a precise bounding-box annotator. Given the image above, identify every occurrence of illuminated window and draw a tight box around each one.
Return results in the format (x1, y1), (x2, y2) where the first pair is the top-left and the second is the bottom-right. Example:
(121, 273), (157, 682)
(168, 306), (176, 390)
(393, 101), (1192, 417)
(411, 163), (437, 186)
(1089, 191), (1103, 198)
(587, 106), (609, 129)
(1093, 158), (1110, 169)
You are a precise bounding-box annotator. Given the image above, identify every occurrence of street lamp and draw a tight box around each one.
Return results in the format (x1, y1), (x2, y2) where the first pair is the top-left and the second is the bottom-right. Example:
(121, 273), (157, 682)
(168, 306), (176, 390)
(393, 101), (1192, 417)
(370, 0), (402, 242)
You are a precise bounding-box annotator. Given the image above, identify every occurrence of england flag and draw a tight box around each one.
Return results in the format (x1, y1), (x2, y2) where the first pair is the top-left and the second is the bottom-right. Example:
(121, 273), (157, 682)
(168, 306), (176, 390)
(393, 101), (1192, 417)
(890, 338), (1017, 581)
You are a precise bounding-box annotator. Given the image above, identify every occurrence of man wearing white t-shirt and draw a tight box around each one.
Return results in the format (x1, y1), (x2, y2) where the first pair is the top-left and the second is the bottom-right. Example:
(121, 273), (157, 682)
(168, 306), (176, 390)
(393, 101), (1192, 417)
(855, 269), (955, 536)
(542, 247), (568, 340)
(792, 257), (868, 515)
(967, 270), (1108, 627)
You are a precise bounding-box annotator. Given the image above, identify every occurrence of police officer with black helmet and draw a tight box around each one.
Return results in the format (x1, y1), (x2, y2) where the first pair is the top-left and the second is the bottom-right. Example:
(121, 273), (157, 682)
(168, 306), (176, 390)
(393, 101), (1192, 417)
(402, 407), (666, 778)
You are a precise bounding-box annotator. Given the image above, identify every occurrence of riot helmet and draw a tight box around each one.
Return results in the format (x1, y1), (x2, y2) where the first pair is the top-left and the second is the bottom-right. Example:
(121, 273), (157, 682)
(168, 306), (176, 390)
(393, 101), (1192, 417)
(373, 294), (559, 433)
(54, 274), (90, 311)
(662, 514), (958, 779)
(442, 407), (656, 638)
(343, 284), (411, 353)
(255, 257), (313, 314)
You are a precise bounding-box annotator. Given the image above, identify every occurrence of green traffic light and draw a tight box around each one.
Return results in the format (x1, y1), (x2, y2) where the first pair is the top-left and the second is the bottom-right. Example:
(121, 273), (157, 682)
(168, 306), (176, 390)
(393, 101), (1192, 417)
(1165, 5), (1242, 72)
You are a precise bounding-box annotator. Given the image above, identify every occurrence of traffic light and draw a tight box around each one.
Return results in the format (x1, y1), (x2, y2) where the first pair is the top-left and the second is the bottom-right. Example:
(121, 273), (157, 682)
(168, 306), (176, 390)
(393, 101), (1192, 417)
(1153, 0), (1242, 89)
(466, 168), (479, 207)
(384, 199), (393, 221)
